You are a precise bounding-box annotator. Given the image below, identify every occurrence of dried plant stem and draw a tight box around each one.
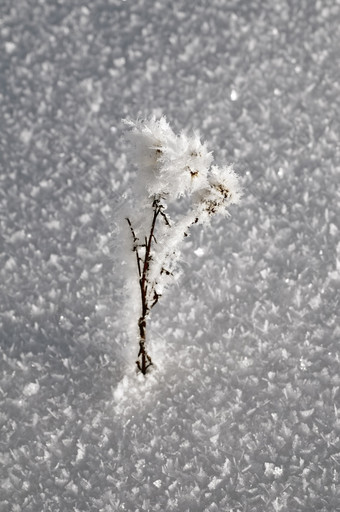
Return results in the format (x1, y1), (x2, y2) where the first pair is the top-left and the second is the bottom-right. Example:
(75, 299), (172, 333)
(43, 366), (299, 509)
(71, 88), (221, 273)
(127, 198), (166, 374)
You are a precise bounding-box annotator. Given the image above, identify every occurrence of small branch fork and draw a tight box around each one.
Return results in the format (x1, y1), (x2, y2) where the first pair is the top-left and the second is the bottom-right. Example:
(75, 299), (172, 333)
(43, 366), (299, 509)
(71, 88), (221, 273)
(126, 197), (170, 375)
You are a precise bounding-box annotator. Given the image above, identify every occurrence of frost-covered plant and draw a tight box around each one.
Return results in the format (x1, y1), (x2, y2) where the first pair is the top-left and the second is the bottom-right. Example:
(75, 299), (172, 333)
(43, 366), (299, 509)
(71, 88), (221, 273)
(122, 116), (242, 375)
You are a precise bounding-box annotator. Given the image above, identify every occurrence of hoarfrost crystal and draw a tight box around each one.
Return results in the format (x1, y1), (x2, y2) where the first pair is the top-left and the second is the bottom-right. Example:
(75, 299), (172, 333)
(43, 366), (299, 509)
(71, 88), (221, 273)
(123, 116), (213, 199)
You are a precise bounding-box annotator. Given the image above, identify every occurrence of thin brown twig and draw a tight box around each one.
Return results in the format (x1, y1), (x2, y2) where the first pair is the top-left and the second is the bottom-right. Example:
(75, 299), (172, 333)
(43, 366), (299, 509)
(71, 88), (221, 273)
(126, 217), (142, 278)
(135, 199), (162, 374)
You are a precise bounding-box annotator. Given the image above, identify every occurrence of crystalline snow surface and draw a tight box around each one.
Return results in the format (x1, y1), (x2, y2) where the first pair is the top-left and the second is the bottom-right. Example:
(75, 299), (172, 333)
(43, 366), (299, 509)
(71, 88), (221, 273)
(1, 0), (340, 511)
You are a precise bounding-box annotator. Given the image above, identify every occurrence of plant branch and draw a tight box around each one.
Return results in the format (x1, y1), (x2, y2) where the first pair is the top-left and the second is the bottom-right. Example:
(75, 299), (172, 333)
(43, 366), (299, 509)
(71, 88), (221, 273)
(134, 198), (164, 374)
(126, 217), (142, 278)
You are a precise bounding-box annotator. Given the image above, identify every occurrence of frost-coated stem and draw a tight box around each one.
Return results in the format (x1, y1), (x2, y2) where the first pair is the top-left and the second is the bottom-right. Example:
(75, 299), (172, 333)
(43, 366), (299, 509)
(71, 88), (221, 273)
(123, 116), (242, 376)
(126, 217), (142, 278)
(127, 198), (164, 374)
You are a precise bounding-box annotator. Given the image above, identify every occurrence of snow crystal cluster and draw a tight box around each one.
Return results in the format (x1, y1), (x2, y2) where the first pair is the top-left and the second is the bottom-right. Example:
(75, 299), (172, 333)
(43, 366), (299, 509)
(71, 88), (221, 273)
(124, 115), (241, 206)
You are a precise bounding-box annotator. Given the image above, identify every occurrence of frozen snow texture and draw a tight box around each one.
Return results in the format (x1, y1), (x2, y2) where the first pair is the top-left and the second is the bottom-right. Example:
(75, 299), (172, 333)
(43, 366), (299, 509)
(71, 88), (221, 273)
(1, 0), (340, 511)
(22, 381), (40, 397)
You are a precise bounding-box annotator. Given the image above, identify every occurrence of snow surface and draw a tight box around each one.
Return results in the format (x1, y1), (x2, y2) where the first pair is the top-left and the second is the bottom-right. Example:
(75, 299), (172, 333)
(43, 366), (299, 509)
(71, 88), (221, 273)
(1, 0), (340, 511)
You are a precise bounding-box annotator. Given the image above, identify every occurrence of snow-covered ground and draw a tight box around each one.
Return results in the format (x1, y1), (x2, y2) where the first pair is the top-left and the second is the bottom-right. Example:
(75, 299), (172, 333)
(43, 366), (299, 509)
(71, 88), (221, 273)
(1, 0), (339, 510)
